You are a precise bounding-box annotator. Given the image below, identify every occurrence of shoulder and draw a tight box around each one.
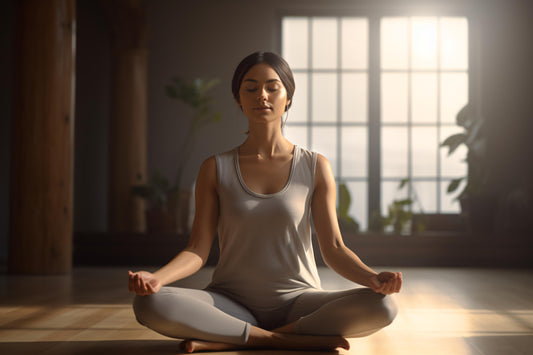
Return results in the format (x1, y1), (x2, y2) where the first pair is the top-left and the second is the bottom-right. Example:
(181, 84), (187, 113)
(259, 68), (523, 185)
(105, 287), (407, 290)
(197, 155), (218, 189)
(314, 153), (335, 189)
(201, 147), (235, 173)
(315, 153), (333, 176)
(199, 155), (217, 171)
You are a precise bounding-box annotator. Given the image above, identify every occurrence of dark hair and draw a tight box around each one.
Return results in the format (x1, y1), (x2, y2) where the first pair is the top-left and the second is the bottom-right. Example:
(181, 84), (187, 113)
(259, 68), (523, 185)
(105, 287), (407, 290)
(231, 51), (295, 111)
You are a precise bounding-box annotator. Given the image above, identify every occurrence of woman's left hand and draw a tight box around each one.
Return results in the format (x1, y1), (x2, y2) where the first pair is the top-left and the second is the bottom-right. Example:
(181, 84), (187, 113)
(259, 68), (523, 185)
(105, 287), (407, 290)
(369, 271), (402, 295)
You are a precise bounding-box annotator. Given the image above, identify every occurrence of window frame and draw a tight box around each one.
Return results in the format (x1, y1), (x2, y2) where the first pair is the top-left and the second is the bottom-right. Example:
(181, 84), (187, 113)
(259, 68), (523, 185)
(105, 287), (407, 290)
(276, 4), (479, 233)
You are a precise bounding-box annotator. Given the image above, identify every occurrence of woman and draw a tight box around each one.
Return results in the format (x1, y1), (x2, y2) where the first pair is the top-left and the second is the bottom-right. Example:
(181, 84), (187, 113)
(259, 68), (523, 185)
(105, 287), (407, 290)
(129, 51), (402, 353)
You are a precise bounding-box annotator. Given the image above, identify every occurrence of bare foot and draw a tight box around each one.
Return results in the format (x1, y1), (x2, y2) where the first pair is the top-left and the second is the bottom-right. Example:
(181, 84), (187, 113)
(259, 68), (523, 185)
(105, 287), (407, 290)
(179, 333), (349, 353)
(180, 339), (245, 353)
(268, 332), (350, 351)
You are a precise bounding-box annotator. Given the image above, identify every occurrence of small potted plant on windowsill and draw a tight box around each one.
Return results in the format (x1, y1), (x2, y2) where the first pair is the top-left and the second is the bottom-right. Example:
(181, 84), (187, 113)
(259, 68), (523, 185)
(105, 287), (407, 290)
(132, 77), (221, 234)
(440, 104), (496, 234)
(337, 182), (360, 234)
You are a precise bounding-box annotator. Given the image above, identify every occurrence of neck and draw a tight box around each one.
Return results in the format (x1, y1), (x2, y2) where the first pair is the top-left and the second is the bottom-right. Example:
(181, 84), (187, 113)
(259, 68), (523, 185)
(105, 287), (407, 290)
(241, 122), (292, 158)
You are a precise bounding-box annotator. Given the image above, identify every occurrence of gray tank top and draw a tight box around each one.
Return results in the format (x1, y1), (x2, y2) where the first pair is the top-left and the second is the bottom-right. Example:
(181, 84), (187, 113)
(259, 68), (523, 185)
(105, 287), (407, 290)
(208, 145), (322, 312)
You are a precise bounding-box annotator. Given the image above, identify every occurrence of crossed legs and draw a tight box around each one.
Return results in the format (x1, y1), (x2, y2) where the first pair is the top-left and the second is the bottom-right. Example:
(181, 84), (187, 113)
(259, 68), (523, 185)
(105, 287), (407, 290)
(133, 286), (397, 353)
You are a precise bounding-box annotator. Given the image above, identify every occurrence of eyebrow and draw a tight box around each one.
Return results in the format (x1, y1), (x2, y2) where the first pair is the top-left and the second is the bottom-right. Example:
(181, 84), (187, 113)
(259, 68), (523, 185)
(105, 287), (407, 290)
(243, 79), (281, 83)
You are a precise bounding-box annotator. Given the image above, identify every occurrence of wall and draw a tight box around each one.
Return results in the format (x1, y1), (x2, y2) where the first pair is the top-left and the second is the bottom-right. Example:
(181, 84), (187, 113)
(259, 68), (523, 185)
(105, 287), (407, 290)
(479, 0), (533, 235)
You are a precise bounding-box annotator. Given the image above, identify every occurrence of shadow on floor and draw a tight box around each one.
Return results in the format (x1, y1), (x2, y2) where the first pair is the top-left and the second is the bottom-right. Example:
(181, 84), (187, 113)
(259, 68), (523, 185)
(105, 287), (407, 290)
(0, 340), (345, 355)
(465, 334), (533, 354)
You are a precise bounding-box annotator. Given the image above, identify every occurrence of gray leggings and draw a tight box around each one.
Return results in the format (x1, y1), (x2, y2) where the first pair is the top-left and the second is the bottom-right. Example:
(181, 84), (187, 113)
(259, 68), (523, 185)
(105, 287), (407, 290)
(133, 286), (397, 345)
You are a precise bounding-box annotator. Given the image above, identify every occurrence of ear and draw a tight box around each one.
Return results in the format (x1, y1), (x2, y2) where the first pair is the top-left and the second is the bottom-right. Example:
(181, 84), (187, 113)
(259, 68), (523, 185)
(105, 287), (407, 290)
(285, 99), (291, 111)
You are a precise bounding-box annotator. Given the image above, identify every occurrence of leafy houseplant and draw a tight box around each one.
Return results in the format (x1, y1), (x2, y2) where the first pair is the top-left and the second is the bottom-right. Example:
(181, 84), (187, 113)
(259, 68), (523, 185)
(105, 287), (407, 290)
(440, 104), (495, 233)
(132, 77), (221, 233)
(440, 104), (487, 199)
(381, 178), (427, 235)
(337, 183), (360, 233)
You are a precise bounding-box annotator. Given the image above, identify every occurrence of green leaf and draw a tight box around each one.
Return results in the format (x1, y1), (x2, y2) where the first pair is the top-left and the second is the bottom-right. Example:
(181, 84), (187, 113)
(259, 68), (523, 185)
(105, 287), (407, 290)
(165, 85), (178, 98)
(394, 198), (413, 206)
(447, 178), (464, 193)
(211, 112), (222, 122)
(455, 104), (470, 127)
(441, 133), (467, 155)
(338, 183), (351, 216)
(399, 178), (410, 189)
(200, 78), (220, 94)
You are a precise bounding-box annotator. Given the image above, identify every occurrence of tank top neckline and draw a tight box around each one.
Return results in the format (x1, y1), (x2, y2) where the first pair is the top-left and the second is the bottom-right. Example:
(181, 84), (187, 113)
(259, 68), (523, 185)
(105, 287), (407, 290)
(234, 145), (299, 199)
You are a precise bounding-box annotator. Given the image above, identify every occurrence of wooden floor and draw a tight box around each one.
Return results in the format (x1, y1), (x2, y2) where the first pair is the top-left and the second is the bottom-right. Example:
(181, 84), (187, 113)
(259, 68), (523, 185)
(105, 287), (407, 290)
(1, 267), (532, 355)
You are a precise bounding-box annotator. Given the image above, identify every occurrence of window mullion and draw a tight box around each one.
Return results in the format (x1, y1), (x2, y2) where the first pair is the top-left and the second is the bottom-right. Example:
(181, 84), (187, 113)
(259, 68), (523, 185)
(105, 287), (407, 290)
(336, 17), (342, 179)
(368, 14), (381, 226)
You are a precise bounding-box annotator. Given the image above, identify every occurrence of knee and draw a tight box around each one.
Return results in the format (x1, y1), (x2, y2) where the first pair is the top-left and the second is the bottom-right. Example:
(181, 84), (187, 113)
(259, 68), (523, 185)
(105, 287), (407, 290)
(377, 294), (398, 328)
(348, 290), (398, 330)
(132, 293), (160, 326)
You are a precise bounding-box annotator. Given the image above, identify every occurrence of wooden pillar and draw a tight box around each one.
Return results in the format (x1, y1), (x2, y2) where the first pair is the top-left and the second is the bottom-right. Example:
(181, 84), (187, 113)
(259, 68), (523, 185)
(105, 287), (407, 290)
(103, 0), (147, 233)
(9, 0), (76, 274)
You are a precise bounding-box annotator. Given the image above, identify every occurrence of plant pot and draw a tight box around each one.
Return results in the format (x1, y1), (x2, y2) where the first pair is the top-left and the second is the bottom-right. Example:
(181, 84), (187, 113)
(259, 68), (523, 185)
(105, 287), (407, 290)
(412, 213), (466, 233)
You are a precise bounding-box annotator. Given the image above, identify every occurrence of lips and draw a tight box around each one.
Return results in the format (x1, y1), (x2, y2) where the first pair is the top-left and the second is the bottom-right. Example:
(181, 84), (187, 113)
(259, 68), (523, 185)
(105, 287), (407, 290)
(254, 104), (272, 110)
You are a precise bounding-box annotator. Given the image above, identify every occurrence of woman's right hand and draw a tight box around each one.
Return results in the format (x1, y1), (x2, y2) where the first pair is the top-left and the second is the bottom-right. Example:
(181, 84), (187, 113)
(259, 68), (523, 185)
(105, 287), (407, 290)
(128, 270), (162, 296)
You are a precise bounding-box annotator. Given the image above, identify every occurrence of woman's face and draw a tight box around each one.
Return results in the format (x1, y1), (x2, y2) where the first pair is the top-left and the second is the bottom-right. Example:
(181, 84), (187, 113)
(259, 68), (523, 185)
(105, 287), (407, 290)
(237, 63), (291, 124)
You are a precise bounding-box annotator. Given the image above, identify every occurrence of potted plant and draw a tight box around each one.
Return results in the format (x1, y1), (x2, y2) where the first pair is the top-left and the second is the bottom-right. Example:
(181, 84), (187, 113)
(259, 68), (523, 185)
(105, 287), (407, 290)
(440, 104), (495, 234)
(132, 77), (221, 233)
(337, 183), (360, 233)
(382, 178), (420, 235)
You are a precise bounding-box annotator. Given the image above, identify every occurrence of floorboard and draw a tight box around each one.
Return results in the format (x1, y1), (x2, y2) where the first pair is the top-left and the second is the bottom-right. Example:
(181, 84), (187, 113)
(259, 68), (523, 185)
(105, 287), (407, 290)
(1, 267), (532, 354)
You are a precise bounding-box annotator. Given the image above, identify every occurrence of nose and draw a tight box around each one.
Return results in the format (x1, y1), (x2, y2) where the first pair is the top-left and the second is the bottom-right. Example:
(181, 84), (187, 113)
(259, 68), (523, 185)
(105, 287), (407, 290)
(257, 88), (267, 101)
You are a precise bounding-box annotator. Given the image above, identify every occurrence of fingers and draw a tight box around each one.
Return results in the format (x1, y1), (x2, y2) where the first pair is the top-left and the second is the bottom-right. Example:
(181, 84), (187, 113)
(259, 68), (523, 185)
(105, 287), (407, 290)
(128, 271), (134, 292)
(375, 271), (403, 295)
(395, 272), (403, 293)
(388, 272), (402, 294)
(128, 271), (154, 296)
(135, 273), (147, 295)
(146, 282), (157, 294)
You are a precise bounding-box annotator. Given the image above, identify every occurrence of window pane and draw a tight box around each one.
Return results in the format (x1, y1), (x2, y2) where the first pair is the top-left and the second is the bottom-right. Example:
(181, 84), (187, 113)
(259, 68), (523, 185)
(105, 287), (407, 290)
(440, 126), (468, 178)
(381, 18), (408, 69)
(441, 179), (462, 212)
(411, 73), (437, 123)
(312, 127), (337, 174)
(381, 180), (408, 216)
(381, 73), (408, 123)
(411, 17), (438, 69)
(341, 18), (368, 69)
(440, 73), (468, 124)
(412, 127), (437, 177)
(284, 125), (308, 149)
(345, 181), (368, 231)
(441, 17), (468, 70)
(342, 73), (367, 123)
(282, 17), (309, 69)
(291, 73), (308, 123)
(412, 181), (437, 213)
(341, 127), (367, 177)
(382, 127), (408, 177)
(312, 73), (337, 122)
(312, 18), (337, 69)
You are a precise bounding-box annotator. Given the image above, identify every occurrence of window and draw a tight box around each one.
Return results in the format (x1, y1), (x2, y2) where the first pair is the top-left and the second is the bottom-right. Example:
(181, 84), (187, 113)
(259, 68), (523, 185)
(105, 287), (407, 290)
(282, 15), (469, 232)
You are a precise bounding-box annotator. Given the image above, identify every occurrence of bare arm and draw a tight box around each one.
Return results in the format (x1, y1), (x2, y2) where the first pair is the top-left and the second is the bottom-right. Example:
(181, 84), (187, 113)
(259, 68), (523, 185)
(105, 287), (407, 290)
(129, 156), (219, 295)
(311, 154), (401, 294)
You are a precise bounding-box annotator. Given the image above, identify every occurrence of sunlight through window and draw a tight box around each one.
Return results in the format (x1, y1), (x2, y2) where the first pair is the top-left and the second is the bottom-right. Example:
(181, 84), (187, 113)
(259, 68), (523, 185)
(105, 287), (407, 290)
(282, 14), (468, 231)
